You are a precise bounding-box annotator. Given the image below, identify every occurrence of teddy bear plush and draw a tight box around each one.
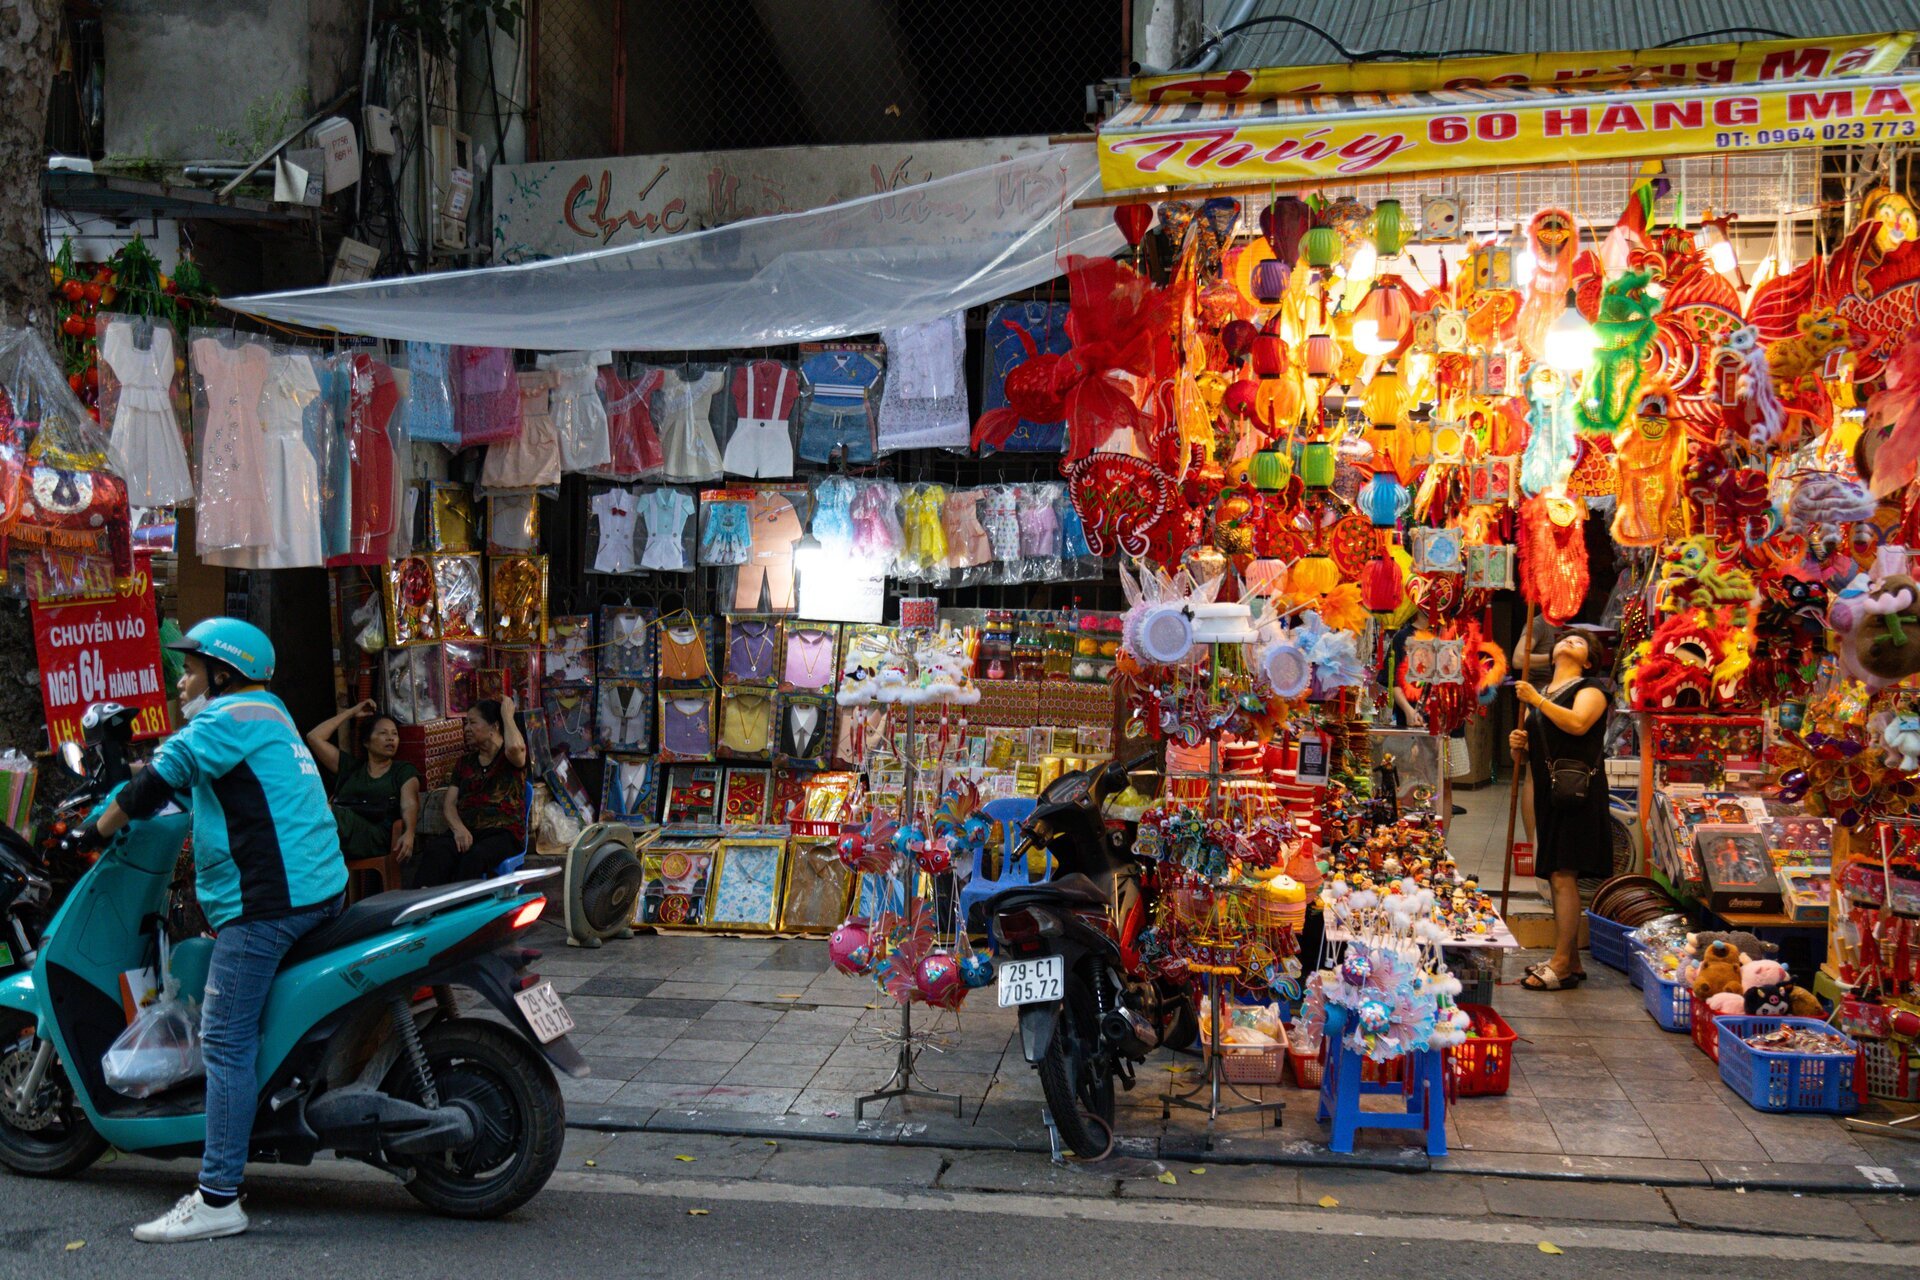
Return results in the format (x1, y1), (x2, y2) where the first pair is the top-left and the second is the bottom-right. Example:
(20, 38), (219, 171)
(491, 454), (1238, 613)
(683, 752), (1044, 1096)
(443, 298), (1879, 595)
(1705, 991), (1747, 1016)
(1691, 939), (1747, 1003)
(1738, 959), (1823, 1018)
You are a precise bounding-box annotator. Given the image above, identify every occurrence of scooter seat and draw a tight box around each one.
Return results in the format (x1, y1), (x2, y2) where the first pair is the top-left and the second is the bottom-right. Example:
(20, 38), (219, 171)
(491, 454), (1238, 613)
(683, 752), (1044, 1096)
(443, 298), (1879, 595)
(982, 871), (1111, 915)
(282, 884), (460, 966)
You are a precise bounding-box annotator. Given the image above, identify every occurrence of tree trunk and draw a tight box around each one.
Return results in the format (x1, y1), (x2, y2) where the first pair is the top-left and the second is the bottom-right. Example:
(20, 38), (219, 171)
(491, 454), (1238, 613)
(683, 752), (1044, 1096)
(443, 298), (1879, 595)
(0, 0), (58, 337)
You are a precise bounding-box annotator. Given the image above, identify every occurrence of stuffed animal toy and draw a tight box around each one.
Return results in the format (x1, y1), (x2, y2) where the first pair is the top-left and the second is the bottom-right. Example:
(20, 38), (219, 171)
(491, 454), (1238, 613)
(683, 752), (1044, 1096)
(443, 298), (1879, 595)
(1706, 991), (1747, 1017)
(1738, 959), (1824, 1018)
(1685, 930), (1776, 961)
(1691, 938), (1747, 1003)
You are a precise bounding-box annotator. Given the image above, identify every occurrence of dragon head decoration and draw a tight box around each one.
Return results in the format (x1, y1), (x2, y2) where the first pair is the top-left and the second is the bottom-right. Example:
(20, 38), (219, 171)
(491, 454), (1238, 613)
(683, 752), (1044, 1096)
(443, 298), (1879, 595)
(1625, 609), (1752, 711)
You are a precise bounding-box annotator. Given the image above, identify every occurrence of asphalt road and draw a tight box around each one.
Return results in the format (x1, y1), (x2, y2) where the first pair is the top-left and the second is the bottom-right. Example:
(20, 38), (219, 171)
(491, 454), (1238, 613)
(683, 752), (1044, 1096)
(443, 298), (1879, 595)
(8, 1155), (1918, 1280)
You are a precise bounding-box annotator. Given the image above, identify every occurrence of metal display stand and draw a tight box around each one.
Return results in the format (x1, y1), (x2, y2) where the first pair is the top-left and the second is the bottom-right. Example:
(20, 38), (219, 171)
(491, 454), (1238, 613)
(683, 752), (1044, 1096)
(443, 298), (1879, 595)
(1158, 717), (1285, 1147)
(856, 691), (964, 1121)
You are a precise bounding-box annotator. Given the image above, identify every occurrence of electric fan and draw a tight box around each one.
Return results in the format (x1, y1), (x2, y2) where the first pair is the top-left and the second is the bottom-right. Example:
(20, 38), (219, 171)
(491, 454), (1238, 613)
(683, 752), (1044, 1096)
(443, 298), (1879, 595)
(562, 822), (643, 948)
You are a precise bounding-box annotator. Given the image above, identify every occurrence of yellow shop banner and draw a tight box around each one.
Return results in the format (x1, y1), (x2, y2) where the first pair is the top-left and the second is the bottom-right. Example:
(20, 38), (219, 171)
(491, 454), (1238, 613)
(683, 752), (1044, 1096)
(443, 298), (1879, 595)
(1099, 76), (1920, 192)
(1132, 31), (1915, 103)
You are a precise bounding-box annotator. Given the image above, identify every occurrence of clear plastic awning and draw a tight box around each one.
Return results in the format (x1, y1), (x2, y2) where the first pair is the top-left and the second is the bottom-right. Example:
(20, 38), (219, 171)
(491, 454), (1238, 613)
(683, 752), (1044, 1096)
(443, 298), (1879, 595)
(224, 149), (1121, 351)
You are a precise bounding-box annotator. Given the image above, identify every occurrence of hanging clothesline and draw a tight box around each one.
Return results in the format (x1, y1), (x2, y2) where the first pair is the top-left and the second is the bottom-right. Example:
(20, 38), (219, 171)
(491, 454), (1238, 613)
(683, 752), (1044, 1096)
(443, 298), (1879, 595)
(223, 149), (1123, 353)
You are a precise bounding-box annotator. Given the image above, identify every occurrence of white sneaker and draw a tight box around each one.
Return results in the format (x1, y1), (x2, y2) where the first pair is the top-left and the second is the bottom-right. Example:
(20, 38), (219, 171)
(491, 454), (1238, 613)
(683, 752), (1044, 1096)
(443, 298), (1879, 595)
(131, 1191), (249, 1243)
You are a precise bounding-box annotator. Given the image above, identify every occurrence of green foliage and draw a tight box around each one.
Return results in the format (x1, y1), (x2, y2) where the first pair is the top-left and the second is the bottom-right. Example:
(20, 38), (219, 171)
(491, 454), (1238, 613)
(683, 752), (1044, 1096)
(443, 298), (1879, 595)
(208, 89), (308, 162)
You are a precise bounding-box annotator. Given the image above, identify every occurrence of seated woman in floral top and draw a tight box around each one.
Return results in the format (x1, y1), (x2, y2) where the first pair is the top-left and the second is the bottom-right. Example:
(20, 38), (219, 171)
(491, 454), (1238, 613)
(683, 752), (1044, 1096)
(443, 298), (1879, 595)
(407, 697), (528, 887)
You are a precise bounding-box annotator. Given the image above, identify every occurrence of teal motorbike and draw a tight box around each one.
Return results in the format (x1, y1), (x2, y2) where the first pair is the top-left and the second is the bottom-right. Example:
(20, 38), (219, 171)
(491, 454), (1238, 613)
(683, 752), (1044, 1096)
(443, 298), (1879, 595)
(0, 703), (582, 1218)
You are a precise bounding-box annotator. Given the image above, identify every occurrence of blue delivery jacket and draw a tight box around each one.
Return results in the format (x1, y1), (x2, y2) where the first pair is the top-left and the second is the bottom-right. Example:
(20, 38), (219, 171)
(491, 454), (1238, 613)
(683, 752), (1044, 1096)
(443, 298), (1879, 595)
(146, 690), (347, 928)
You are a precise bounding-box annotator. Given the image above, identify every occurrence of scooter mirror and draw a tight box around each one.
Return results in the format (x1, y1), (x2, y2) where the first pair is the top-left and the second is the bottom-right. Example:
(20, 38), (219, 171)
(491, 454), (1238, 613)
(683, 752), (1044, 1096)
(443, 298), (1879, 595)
(58, 739), (87, 780)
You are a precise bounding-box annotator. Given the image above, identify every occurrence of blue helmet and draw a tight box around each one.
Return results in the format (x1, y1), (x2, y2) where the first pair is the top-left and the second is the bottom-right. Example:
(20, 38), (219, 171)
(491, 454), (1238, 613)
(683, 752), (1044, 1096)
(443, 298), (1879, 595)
(165, 617), (275, 683)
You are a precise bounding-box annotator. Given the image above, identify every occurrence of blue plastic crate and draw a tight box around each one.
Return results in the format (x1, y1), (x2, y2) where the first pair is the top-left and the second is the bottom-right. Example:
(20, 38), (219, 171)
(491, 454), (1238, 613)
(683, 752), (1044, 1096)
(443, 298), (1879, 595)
(1585, 910), (1633, 974)
(1717, 1016), (1860, 1115)
(1640, 955), (1693, 1031)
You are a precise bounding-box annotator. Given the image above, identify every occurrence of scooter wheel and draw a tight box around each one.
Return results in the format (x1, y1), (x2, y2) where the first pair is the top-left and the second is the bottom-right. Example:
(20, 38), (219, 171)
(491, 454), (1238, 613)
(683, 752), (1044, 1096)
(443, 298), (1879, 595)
(0, 1018), (108, 1178)
(387, 1018), (564, 1218)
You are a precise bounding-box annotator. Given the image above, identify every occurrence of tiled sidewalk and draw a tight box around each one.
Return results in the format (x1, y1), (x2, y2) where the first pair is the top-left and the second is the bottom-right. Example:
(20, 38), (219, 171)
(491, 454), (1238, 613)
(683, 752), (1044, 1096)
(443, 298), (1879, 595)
(530, 919), (1920, 1190)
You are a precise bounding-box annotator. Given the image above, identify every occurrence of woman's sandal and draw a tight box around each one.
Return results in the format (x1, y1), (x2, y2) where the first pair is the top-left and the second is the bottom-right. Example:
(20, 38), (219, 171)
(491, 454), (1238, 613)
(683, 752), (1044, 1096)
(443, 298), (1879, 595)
(1521, 961), (1585, 991)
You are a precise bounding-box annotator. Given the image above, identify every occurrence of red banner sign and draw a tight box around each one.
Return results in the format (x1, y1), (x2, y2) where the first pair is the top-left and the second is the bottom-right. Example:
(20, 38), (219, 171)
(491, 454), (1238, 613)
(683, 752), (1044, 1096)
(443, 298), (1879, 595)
(30, 553), (171, 750)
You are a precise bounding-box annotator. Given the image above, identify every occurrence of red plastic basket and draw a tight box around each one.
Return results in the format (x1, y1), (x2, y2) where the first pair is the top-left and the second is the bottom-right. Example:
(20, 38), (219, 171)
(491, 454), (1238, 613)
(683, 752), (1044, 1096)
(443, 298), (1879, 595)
(1691, 1002), (1722, 1062)
(1288, 1042), (1326, 1089)
(1450, 1003), (1519, 1097)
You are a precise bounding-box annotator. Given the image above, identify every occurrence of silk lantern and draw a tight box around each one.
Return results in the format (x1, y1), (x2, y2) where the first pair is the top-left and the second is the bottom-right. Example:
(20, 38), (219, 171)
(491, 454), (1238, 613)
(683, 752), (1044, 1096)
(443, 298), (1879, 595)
(1372, 199), (1407, 255)
(1300, 441), (1336, 488)
(1250, 327), (1288, 378)
(1114, 204), (1152, 247)
(1303, 225), (1342, 268)
(1291, 551), (1340, 595)
(1262, 196), (1311, 266)
(1250, 446), (1291, 491)
(1360, 552), (1405, 613)
(1220, 319), (1257, 362)
(1253, 257), (1291, 302)
(1304, 334), (1340, 378)
(1352, 278), (1412, 356)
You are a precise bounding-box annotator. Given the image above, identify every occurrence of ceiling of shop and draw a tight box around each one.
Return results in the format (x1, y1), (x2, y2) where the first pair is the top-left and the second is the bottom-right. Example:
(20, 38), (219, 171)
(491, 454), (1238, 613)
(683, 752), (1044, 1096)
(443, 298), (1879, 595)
(1192, 1), (1920, 69)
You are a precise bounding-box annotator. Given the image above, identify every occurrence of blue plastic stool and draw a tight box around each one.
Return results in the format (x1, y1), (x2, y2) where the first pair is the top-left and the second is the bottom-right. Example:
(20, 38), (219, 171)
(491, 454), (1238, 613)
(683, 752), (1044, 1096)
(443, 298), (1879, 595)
(956, 797), (1042, 944)
(492, 781), (535, 878)
(1314, 1006), (1448, 1157)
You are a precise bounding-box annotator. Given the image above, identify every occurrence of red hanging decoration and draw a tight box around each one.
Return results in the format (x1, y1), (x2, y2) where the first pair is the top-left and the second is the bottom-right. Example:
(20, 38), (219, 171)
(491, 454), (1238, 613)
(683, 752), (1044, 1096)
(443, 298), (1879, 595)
(1261, 196), (1311, 267)
(1114, 204), (1153, 248)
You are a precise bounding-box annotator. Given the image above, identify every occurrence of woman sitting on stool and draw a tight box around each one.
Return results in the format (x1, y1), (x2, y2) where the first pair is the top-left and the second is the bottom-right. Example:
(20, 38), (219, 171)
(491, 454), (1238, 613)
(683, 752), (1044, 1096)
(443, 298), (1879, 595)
(306, 700), (420, 871)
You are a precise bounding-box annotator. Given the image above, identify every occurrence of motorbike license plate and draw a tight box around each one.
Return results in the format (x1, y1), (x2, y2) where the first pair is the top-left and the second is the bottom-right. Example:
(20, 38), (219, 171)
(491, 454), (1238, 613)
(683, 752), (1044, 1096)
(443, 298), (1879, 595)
(997, 955), (1064, 1007)
(512, 981), (576, 1043)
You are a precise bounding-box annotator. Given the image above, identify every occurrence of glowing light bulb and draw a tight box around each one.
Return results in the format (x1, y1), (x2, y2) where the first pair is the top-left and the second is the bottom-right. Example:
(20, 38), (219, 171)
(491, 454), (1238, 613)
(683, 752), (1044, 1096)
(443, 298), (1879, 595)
(1706, 238), (1738, 277)
(1543, 288), (1595, 374)
(1514, 247), (1537, 288)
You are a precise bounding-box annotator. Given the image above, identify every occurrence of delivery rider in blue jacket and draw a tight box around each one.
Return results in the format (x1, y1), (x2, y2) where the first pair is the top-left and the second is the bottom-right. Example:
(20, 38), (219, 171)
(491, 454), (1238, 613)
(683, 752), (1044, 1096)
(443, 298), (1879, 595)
(81, 617), (346, 1243)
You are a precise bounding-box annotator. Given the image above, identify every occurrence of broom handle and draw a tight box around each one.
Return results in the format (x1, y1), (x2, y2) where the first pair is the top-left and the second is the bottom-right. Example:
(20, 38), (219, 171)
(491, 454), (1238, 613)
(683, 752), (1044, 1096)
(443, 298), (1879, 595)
(1499, 602), (1536, 920)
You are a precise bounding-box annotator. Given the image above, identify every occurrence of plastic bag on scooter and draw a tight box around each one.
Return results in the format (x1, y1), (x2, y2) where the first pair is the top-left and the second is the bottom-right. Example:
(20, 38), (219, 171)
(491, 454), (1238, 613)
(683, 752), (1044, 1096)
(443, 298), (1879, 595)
(103, 982), (203, 1098)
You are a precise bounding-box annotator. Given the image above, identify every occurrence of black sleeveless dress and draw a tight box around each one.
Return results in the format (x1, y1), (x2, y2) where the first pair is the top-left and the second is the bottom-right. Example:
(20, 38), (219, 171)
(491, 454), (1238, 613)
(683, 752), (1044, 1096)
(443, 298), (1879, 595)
(1526, 676), (1612, 877)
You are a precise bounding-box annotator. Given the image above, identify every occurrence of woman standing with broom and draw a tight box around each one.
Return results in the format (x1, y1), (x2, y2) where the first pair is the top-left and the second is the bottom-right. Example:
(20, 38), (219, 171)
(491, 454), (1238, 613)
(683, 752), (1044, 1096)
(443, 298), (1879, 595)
(1506, 628), (1612, 992)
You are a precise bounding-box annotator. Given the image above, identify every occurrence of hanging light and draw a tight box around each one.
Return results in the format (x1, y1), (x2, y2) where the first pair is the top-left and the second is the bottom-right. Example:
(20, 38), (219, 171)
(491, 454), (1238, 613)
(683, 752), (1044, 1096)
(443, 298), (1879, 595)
(1543, 287), (1597, 373)
(1698, 210), (1745, 287)
(1351, 277), (1410, 356)
(1262, 196), (1312, 268)
(1253, 258), (1291, 302)
(1304, 333), (1341, 378)
(1340, 241), (1379, 311)
(1250, 324), (1288, 377)
(1303, 224), (1342, 268)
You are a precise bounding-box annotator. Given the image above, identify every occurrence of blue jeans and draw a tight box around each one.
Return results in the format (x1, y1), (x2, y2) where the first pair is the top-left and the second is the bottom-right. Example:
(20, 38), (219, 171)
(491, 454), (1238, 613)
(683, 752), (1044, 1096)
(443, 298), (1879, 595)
(199, 895), (342, 1190)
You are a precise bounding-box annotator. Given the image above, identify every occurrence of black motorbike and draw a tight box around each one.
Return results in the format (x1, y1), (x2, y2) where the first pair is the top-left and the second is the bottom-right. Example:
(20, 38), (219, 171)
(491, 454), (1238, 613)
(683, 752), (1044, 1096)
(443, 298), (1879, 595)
(0, 705), (141, 976)
(982, 755), (1194, 1158)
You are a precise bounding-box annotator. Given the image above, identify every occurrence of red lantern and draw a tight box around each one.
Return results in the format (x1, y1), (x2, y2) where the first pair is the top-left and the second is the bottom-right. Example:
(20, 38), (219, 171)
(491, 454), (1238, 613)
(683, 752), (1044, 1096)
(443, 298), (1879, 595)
(1360, 553), (1405, 613)
(1114, 204), (1152, 247)
(1251, 330), (1288, 378)
(1261, 196), (1311, 266)
(1304, 334), (1340, 378)
(1220, 319), (1257, 362)
(1221, 379), (1260, 419)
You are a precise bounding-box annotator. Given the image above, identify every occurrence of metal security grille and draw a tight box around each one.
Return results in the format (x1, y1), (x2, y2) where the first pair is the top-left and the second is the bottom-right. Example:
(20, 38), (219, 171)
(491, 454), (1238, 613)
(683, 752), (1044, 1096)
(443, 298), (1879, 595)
(533, 0), (616, 162)
(533, 0), (1124, 161)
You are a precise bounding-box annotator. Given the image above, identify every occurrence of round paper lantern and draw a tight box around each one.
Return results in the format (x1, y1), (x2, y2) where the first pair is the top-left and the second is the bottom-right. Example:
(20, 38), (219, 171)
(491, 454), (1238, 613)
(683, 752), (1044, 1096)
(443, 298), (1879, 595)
(1221, 379), (1260, 422)
(1250, 329), (1288, 378)
(1354, 279), (1412, 354)
(1220, 318), (1257, 362)
(1372, 199), (1407, 255)
(1303, 334), (1340, 378)
(1129, 601), (1197, 666)
(916, 951), (967, 1009)
(1362, 366), (1410, 427)
(919, 835), (954, 875)
(1360, 552), (1406, 613)
(1114, 204), (1152, 247)
(1260, 636), (1312, 698)
(1303, 225), (1342, 268)
(1256, 377), (1302, 429)
(959, 950), (997, 989)
(1253, 258), (1291, 303)
(1357, 472), (1407, 527)
(1262, 196), (1311, 265)
(1290, 551), (1340, 596)
(828, 919), (874, 976)
(1250, 447), (1291, 492)
(1299, 441), (1336, 488)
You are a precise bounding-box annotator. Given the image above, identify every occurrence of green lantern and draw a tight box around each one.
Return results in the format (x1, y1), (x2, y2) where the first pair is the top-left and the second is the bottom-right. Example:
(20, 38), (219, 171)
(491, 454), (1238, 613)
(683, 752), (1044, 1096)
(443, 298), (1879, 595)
(1250, 447), (1292, 492)
(1300, 440), (1336, 488)
(1303, 225), (1342, 268)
